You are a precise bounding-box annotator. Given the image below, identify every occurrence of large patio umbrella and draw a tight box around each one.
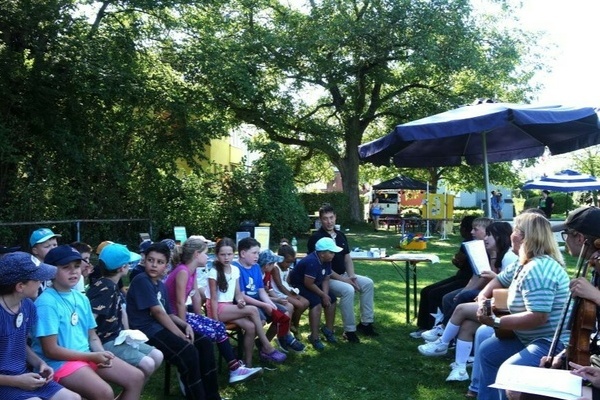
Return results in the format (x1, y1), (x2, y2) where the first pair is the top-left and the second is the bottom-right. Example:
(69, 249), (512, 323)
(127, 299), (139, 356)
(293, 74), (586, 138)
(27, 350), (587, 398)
(522, 169), (600, 192)
(358, 103), (600, 217)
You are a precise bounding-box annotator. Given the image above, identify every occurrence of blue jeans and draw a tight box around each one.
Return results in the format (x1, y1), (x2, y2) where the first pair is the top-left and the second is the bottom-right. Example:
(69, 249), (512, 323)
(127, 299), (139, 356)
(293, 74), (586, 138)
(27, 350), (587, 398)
(441, 288), (480, 325)
(468, 325), (493, 395)
(478, 336), (561, 400)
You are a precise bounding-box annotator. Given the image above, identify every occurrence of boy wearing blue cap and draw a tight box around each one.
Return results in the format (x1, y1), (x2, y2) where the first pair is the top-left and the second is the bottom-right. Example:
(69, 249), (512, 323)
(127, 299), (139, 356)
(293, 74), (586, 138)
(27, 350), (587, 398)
(258, 249), (305, 353)
(29, 228), (62, 262)
(0, 251), (79, 400)
(33, 245), (145, 400)
(87, 243), (163, 381)
(289, 237), (340, 351)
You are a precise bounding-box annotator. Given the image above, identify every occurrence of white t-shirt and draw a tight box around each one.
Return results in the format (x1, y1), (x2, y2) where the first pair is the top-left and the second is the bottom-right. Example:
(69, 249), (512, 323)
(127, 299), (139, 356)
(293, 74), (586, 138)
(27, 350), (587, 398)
(271, 264), (299, 297)
(206, 266), (239, 302)
(501, 250), (519, 272)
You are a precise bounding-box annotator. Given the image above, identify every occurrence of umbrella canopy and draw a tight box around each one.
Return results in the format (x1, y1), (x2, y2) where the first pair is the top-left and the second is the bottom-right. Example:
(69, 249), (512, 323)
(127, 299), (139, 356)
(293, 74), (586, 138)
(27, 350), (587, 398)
(372, 175), (430, 191)
(522, 169), (600, 192)
(358, 103), (600, 216)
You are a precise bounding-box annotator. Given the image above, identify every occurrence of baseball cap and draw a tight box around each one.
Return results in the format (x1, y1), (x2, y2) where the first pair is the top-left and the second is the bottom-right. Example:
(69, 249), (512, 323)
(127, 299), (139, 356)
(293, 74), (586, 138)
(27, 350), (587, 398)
(99, 243), (141, 270)
(95, 241), (114, 255)
(45, 245), (83, 266)
(161, 239), (176, 252)
(315, 237), (343, 253)
(552, 206), (600, 238)
(0, 252), (57, 285)
(197, 235), (216, 248)
(258, 249), (284, 266)
(139, 239), (153, 254)
(29, 228), (62, 247)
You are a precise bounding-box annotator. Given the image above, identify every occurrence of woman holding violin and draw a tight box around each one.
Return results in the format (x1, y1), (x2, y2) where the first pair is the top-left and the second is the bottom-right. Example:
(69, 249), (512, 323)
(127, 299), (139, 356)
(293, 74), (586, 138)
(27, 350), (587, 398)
(474, 212), (570, 400)
(543, 206), (600, 400)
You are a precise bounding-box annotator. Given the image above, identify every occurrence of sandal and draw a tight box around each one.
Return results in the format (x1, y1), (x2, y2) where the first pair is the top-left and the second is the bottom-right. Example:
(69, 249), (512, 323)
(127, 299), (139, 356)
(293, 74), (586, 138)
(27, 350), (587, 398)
(465, 390), (477, 398)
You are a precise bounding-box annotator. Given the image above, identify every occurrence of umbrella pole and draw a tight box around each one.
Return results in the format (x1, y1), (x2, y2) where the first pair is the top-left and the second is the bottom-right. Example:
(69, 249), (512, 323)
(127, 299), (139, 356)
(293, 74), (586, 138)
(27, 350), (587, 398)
(424, 181), (433, 238)
(482, 131), (492, 218)
(440, 191), (449, 240)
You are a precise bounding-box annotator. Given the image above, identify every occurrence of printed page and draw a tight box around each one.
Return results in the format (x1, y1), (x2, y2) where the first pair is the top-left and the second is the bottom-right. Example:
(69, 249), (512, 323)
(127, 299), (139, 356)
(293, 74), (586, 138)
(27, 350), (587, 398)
(463, 240), (491, 276)
(490, 364), (582, 400)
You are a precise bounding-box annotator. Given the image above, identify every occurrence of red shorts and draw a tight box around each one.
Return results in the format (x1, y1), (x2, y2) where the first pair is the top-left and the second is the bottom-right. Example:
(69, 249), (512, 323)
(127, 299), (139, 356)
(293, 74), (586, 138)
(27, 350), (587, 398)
(54, 361), (98, 382)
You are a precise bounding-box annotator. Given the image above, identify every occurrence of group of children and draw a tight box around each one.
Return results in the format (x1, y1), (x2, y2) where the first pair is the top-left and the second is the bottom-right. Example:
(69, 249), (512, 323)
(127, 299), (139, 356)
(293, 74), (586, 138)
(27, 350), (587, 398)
(0, 228), (348, 400)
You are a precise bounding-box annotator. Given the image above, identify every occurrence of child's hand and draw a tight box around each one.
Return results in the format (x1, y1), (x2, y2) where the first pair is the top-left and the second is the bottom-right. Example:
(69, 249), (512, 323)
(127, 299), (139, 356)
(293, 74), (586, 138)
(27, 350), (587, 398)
(38, 362), (54, 382)
(91, 351), (114, 368)
(17, 373), (48, 390)
(236, 299), (246, 309)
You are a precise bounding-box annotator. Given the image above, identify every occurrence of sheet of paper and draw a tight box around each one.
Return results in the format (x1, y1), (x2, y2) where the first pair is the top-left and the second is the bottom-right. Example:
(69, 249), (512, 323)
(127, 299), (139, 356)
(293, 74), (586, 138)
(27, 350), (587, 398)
(463, 240), (491, 276)
(490, 364), (582, 400)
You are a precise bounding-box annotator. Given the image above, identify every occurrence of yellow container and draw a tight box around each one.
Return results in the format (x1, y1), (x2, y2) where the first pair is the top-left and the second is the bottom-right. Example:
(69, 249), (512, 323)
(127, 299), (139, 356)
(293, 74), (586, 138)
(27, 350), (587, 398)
(401, 241), (427, 250)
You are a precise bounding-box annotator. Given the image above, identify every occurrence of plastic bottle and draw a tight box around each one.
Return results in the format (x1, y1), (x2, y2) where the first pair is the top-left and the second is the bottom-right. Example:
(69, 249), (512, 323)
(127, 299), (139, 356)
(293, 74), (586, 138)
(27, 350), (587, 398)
(291, 237), (298, 252)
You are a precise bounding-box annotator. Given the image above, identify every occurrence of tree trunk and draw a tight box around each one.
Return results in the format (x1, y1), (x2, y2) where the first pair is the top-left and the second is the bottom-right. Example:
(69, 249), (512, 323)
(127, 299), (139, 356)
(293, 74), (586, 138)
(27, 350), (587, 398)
(337, 151), (362, 223)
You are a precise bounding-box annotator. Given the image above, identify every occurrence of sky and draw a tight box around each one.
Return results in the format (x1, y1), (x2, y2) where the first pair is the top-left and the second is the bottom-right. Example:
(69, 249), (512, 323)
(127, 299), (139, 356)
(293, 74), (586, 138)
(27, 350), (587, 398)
(500, 1), (600, 178)
(516, 0), (600, 106)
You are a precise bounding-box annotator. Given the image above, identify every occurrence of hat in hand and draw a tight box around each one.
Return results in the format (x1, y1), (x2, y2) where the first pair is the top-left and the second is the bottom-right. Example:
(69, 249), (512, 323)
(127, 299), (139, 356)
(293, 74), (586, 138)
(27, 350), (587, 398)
(0, 252), (57, 285)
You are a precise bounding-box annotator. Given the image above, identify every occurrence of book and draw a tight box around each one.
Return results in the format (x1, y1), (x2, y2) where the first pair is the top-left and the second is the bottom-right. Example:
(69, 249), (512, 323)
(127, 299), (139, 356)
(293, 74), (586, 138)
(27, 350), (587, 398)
(463, 240), (491, 276)
(490, 364), (582, 400)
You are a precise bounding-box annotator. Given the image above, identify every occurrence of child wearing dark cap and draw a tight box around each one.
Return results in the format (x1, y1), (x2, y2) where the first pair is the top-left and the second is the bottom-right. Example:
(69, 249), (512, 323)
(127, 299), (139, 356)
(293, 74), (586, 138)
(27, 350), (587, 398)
(0, 251), (80, 400)
(87, 243), (163, 382)
(32, 245), (145, 400)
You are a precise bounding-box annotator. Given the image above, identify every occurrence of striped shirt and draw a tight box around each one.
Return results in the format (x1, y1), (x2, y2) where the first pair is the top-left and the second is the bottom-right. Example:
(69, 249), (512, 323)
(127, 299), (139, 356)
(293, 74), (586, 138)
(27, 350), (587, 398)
(498, 255), (569, 346)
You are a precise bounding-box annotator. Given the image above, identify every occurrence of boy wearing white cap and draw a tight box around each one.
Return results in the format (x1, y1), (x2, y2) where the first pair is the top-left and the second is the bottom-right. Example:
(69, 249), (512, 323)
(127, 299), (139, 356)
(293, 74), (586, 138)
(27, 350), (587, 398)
(289, 237), (340, 351)
(29, 228), (62, 262)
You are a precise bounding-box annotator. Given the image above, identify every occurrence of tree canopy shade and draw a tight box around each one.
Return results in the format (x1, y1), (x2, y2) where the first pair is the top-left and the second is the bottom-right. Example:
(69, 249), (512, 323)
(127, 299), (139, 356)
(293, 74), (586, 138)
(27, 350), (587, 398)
(176, 0), (541, 221)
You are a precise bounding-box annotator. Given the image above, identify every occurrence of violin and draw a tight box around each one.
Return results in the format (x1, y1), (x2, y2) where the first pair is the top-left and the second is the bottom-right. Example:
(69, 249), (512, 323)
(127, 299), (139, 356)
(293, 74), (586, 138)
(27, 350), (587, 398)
(547, 239), (600, 368)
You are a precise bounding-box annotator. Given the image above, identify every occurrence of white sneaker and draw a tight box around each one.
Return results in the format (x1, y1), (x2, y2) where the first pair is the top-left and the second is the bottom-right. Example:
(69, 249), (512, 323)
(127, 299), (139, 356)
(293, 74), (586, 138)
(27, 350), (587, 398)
(229, 364), (263, 384)
(446, 364), (469, 381)
(418, 338), (449, 356)
(409, 329), (425, 339)
(421, 325), (444, 342)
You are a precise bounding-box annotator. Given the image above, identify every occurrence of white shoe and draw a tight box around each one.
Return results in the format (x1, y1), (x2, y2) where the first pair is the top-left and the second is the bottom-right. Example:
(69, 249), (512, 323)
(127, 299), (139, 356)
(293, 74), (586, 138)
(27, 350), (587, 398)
(421, 325), (444, 342)
(446, 364), (469, 381)
(229, 364), (263, 384)
(418, 338), (449, 356)
(409, 329), (425, 339)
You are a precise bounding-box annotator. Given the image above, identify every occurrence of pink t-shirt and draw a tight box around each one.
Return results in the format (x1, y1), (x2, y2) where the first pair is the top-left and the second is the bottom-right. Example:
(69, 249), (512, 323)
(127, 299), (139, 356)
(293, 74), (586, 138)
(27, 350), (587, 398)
(164, 264), (197, 314)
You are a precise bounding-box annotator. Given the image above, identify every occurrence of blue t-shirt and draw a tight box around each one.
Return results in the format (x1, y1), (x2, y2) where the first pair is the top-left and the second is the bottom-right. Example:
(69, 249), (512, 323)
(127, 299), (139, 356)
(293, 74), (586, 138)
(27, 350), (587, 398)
(0, 298), (36, 376)
(289, 251), (332, 288)
(233, 261), (264, 300)
(126, 272), (171, 338)
(33, 288), (97, 371)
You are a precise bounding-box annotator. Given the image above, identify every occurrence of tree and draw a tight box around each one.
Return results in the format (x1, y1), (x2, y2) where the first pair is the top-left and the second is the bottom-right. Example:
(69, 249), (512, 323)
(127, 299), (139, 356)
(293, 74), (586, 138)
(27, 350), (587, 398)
(176, 0), (541, 221)
(572, 146), (600, 206)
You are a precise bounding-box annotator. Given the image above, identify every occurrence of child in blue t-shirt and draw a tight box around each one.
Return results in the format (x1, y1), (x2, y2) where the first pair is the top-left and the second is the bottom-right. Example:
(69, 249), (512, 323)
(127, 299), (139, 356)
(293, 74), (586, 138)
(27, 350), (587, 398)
(0, 252), (79, 400)
(233, 238), (303, 356)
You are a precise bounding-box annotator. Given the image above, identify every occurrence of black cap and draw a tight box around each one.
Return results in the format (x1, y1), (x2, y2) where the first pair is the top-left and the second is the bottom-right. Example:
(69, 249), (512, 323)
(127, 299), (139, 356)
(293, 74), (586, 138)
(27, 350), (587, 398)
(552, 206), (600, 238)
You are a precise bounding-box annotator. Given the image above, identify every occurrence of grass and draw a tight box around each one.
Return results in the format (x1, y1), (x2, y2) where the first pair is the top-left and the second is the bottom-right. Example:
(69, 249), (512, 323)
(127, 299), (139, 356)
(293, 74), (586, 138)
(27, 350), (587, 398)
(140, 222), (576, 400)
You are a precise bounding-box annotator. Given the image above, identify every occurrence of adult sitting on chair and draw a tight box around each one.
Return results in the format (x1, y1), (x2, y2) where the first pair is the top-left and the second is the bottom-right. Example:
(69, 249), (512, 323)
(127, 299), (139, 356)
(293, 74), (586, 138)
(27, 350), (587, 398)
(307, 204), (377, 343)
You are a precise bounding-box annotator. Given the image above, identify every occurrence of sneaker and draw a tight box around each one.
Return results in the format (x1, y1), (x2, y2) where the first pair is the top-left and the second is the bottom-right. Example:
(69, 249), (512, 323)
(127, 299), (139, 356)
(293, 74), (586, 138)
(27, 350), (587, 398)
(417, 338), (449, 356)
(467, 356), (475, 365)
(409, 329), (425, 339)
(446, 364), (469, 381)
(342, 331), (360, 343)
(421, 325), (444, 342)
(229, 364), (263, 384)
(308, 335), (325, 351)
(277, 334), (305, 353)
(259, 349), (287, 363)
(320, 326), (337, 343)
(274, 337), (289, 354)
(357, 323), (379, 336)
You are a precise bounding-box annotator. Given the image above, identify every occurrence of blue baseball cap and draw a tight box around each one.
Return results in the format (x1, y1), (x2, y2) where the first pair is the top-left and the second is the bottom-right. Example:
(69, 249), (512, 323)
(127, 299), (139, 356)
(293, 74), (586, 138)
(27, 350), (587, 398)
(100, 243), (141, 270)
(0, 252), (57, 285)
(258, 249), (283, 266)
(139, 239), (153, 254)
(44, 245), (83, 266)
(29, 228), (62, 247)
(315, 237), (343, 253)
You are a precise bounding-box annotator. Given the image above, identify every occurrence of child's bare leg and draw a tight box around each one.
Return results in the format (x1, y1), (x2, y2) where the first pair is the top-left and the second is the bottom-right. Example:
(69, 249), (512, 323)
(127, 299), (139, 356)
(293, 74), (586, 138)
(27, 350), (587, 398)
(308, 304), (322, 340)
(96, 356), (145, 400)
(59, 365), (114, 400)
(324, 302), (336, 332)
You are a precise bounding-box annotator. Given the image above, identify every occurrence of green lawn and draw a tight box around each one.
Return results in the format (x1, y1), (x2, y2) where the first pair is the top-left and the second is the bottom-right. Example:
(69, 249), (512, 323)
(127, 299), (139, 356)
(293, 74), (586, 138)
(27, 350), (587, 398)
(140, 223), (576, 400)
